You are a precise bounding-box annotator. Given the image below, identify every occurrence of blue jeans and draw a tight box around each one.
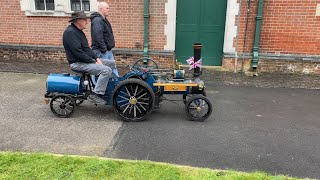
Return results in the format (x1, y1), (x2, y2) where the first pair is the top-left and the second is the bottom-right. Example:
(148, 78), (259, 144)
(94, 50), (119, 77)
(70, 62), (112, 95)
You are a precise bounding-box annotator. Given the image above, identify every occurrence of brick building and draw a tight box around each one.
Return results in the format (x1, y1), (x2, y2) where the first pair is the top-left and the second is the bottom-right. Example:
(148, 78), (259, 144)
(0, 0), (320, 74)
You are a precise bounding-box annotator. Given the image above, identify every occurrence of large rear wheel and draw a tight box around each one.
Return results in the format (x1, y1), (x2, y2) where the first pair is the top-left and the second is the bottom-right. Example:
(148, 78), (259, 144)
(112, 79), (155, 121)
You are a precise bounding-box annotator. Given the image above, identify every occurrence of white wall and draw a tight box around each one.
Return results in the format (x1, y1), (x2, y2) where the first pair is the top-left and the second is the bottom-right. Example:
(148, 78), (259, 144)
(164, 0), (177, 51)
(224, 0), (239, 53)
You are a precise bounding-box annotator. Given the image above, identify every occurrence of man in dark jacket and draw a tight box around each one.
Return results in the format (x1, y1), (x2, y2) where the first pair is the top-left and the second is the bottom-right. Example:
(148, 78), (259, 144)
(90, 2), (119, 77)
(63, 11), (112, 104)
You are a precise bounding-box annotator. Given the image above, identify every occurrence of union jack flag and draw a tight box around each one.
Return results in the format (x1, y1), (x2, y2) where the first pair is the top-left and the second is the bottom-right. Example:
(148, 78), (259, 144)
(186, 56), (202, 70)
(193, 59), (202, 69)
(186, 57), (194, 65)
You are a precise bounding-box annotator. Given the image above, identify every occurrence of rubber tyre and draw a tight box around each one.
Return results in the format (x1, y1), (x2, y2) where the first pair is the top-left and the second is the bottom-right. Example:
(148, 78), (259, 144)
(185, 95), (212, 122)
(50, 94), (75, 118)
(112, 78), (155, 122)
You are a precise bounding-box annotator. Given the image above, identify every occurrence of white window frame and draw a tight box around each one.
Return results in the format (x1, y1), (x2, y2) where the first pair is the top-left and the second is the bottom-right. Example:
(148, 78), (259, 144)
(34, 0), (55, 11)
(70, 0), (91, 12)
(20, 0), (98, 16)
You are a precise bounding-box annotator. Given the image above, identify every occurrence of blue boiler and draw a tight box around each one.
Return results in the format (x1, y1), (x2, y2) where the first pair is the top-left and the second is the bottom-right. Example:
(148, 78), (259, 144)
(46, 74), (83, 95)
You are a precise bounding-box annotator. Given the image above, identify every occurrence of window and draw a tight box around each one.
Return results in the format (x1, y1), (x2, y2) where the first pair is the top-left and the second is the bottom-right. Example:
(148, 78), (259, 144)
(20, 0), (97, 16)
(35, 0), (55, 11)
(71, 0), (90, 11)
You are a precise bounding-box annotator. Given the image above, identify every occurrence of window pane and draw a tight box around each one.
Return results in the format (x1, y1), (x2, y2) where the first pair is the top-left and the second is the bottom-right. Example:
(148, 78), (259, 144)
(82, 0), (90, 11)
(71, 0), (81, 11)
(71, 0), (90, 11)
(35, 0), (45, 10)
(46, 0), (55, 10)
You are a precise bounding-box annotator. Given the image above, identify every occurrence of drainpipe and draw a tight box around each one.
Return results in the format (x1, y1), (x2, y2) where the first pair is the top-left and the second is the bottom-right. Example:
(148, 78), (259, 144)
(143, 0), (150, 58)
(252, 0), (264, 69)
(234, 0), (243, 73)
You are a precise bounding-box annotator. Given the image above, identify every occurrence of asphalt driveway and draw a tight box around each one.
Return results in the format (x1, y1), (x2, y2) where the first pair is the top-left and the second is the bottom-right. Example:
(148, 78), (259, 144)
(0, 72), (319, 179)
(106, 85), (320, 179)
(0, 72), (122, 156)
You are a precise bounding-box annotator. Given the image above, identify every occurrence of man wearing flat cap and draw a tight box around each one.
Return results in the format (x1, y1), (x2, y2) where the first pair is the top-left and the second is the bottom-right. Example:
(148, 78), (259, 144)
(63, 11), (112, 104)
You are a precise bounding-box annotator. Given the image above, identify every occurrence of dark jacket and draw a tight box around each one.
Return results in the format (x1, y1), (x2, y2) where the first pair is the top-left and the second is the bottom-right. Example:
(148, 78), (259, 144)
(63, 24), (97, 64)
(90, 12), (115, 52)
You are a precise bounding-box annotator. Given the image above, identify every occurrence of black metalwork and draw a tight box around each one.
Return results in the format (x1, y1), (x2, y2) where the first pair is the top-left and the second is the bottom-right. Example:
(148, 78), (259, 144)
(193, 43), (202, 77)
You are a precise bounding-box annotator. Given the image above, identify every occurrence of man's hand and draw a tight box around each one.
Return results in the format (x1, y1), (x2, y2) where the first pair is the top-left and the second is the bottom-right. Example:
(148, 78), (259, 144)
(96, 58), (103, 65)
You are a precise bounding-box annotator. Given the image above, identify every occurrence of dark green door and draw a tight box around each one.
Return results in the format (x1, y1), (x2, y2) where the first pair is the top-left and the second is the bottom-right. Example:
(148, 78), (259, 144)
(175, 0), (227, 66)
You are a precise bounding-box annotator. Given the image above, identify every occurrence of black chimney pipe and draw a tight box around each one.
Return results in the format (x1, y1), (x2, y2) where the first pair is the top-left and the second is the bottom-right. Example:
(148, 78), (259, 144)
(193, 43), (202, 78)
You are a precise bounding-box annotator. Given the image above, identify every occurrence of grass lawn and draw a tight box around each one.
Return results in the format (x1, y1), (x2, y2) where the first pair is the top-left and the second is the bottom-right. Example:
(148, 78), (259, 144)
(0, 152), (305, 180)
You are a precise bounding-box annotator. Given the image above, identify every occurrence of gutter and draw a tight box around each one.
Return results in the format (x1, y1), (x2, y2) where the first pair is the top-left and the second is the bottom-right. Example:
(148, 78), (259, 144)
(252, 0), (264, 69)
(143, 0), (150, 58)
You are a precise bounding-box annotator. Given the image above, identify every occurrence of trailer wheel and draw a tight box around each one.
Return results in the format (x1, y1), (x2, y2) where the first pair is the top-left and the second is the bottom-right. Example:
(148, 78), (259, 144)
(185, 95), (212, 122)
(112, 79), (155, 122)
(50, 94), (75, 118)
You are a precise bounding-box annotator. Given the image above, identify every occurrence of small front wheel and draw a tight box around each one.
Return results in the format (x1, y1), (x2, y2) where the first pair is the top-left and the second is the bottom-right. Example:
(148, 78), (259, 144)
(185, 95), (212, 122)
(50, 94), (75, 118)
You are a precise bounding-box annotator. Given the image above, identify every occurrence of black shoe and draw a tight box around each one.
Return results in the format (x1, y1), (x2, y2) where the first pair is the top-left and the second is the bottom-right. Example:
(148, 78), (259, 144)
(88, 93), (106, 105)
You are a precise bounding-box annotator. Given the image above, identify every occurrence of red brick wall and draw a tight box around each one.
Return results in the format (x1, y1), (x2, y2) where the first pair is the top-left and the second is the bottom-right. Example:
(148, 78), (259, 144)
(103, 0), (167, 50)
(116, 54), (174, 68)
(2, 0), (320, 74)
(0, 46), (66, 63)
(149, 0), (167, 50)
(236, 0), (257, 53)
(106, 0), (144, 49)
(259, 59), (320, 74)
(260, 0), (320, 54)
(0, 0), (70, 45)
(237, 0), (320, 55)
(0, 0), (167, 50)
(223, 57), (320, 74)
(2, 0), (320, 54)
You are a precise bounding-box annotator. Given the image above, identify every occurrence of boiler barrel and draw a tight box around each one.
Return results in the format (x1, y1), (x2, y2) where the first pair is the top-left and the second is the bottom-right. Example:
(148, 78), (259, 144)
(47, 74), (83, 95)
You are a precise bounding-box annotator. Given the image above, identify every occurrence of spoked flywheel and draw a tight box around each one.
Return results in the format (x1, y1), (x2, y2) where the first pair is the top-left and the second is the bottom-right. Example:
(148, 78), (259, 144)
(185, 95), (212, 122)
(50, 94), (75, 118)
(132, 58), (159, 72)
(112, 79), (155, 122)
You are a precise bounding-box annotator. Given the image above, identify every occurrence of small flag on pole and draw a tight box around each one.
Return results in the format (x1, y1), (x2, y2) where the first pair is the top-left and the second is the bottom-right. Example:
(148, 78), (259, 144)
(186, 57), (202, 70)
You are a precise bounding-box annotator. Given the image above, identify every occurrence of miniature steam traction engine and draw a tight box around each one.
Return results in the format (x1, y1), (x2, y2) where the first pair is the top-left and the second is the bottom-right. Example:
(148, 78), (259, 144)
(45, 44), (212, 121)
